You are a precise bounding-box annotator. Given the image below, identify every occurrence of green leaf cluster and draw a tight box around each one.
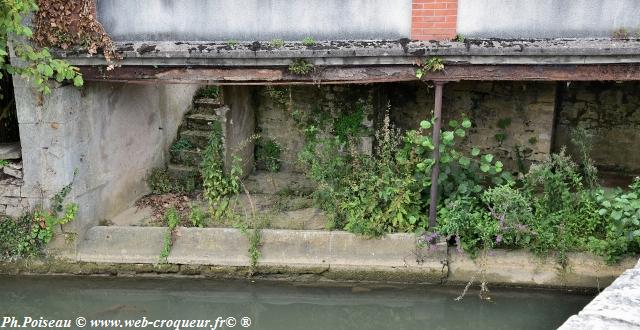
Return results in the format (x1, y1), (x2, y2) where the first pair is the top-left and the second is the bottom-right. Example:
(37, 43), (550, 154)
(1, 0), (83, 96)
(0, 176), (78, 260)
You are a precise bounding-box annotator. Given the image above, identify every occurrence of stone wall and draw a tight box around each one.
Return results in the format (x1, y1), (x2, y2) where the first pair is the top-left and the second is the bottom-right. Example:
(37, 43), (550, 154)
(0, 161), (27, 217)
(255, 85), (378, 173)
(253, 82), (557, 174)
(387, 81), (556, 172)
(555, 82), (640, 175)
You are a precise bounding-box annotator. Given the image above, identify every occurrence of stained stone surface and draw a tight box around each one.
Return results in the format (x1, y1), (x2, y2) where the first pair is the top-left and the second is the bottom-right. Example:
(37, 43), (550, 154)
(559, 259), (640, 329)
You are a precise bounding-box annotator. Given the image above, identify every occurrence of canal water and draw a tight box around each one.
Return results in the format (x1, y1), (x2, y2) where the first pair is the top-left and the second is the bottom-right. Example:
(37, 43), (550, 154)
(0, 276), (592, 330)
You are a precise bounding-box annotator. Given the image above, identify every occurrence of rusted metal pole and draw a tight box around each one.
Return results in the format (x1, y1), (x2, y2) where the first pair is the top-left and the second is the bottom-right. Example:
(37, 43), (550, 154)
(428, 81), (445, 229)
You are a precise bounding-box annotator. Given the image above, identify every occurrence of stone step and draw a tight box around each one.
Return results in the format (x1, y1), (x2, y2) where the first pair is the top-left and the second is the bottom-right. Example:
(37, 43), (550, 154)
(185, 113), (220, 131)
(243, 171), (316, 195)
(170, 149), (203, 167)
(179, 130), (211, 149)
(192, 98), (225, 114)
(168, 163), (200, 180)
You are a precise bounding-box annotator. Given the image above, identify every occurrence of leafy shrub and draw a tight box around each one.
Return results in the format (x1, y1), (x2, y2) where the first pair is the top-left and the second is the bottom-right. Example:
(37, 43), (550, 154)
(288, 59), (314, 75)
(301, 36), (316, 46)
(587, 179), (640, 263)
(255, 138), (282, 172)
(1, 179), (78, 260)
(200, 121), (240, 204)
(189, 204), (208, 228)
(300, 105), (506, 236)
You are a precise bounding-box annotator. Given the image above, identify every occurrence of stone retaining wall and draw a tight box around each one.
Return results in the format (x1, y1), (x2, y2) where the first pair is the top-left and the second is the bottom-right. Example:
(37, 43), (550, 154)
(7, 226), (627, 288)
(0, 162), (28, 217)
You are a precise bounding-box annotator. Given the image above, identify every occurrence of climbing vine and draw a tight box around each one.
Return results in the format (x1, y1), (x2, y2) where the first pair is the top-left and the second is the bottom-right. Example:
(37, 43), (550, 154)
(0, 0), (83, 96)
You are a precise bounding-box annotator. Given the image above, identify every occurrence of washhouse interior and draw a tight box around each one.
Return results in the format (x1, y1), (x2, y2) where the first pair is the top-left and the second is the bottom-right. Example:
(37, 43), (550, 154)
(104, 81), (640, 230)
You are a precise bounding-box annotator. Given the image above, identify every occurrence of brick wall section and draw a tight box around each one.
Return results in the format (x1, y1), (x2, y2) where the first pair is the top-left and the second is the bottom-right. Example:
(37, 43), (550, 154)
(411, 0), (458, 40)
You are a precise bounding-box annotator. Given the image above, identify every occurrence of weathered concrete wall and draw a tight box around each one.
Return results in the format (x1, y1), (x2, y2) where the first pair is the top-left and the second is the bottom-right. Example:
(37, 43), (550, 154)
(458, 0), (640, 38)
(12, 78), (197, 246)
(555, 82), (640, 175)
(387, 81), (556, 172)
(96, 0), (411, 41)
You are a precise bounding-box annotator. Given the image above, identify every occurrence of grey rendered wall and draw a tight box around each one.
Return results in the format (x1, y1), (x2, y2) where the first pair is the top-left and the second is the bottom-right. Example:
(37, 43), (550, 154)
(13, 78), (198, 246)
(458, 0), (640, 38)
(96, 0), (411, 41)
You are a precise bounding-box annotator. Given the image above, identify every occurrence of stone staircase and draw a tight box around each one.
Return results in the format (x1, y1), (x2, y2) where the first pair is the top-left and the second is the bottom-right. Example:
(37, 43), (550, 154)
(168, 95), (229, 181)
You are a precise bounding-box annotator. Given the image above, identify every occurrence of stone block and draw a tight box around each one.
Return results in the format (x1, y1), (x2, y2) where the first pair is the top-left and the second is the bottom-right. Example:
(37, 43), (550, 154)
(259, 229), (330, 266)
(0, 182), (21, 197)
(3, 166), (22, 179)
(77, 226), (166, 264)
(168, 227), (249, 265)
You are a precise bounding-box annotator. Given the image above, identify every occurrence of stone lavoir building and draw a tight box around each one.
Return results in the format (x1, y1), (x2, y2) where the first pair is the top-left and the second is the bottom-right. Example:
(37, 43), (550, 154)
(2, 0), (639, 227)
(0, 0), (637, 243)
(0, 0), (639, 328)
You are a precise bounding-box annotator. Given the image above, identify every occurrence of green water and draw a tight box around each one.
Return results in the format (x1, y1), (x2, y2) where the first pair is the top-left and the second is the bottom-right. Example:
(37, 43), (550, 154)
(0, 276), (592, 330)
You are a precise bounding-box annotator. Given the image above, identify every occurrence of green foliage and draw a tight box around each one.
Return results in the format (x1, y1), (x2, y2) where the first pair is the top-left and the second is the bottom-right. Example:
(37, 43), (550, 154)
(301, 36), (316, 46)
(189, 204), (208, 228)
(159, 207), (180, 263)
(497, 118), (512, 130)
(453, 34), (465, 42)
(264, 86), (290, 109)
(200, 121), (240, 205)
(0, 160), (8, 168)
(288, 58), (314, 75)
(438, 146), (640, 265)
(415, 57), (444, 79)
(195, 86), (221, 99)
(571, 127), (598, 189)
(255, 137), (282, 172)
(438, 196), (497, 255)
(333, 107), (365, 143)
(146, 168), (196, 195)
(0, 0), (83, 96)
(228, 207), (266, 273)
(270, 38), (285, 48)
(300, 103), (507, 237)
(170, 137), (194, 152)
(587, 179), (640, 263)
(226, 39), (238, 48)
(0, 177), (78, 260)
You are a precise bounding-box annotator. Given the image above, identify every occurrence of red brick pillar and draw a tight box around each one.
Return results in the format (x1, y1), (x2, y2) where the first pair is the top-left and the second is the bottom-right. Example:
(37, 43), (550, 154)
(411, 0), (458, 41)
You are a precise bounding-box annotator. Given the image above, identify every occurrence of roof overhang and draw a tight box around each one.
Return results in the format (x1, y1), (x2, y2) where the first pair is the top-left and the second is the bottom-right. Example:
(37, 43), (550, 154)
(56, 39), (640, 84)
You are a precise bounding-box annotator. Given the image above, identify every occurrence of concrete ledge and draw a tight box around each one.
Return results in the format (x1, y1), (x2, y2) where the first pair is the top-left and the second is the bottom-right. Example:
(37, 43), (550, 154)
(77, 226), (166, 264)
(57, 226), (640, 287)
(58, 39), (640, 67)
(76, 226), (447, 283)
(448, 248), (637, 288)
